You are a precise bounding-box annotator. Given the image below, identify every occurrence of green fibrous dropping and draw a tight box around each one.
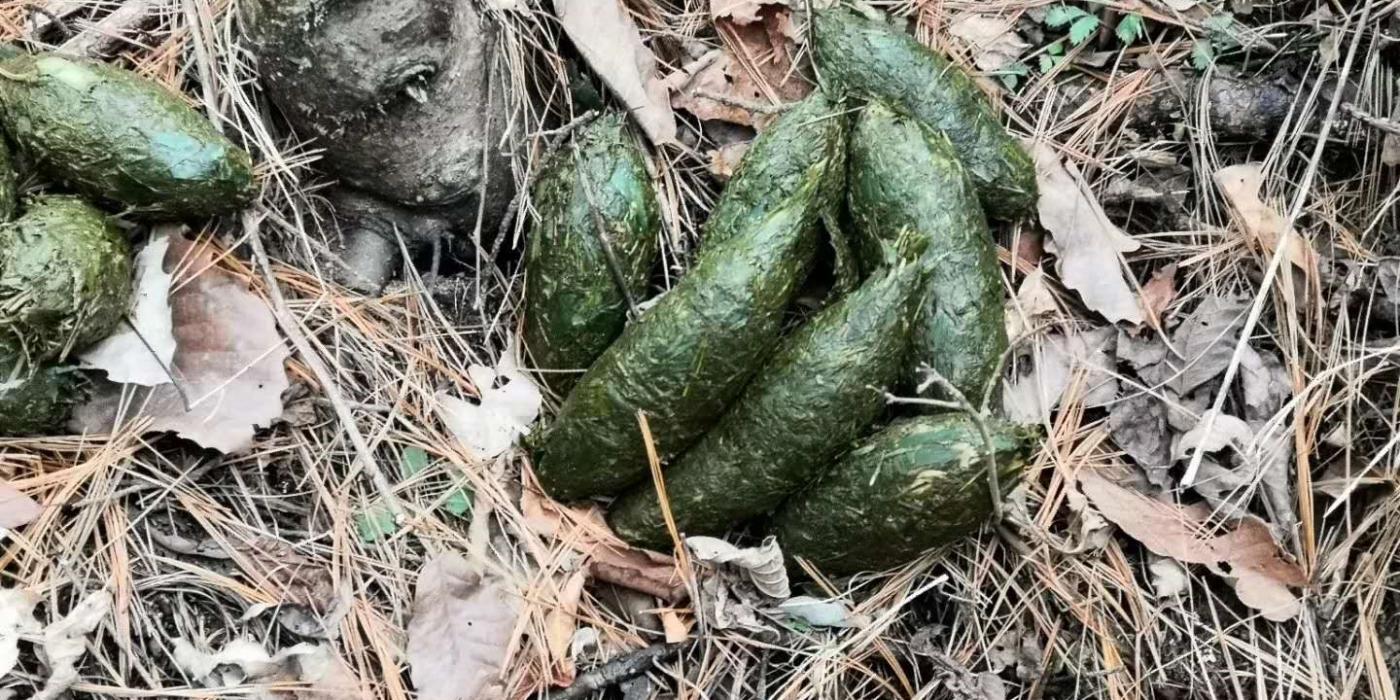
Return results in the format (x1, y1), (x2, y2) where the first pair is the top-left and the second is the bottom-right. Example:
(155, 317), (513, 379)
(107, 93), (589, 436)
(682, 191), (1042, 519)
(848, 102), (1007, 400)
(813, 6), (1037, 220)
(0, 138), (16, 222)
(769, 414), (1036, 575)
(0, 353), (79, 436)
(523, 114), (660, 394)
(0, 196), (132, 361)
(0, 51), (256, 217)
(532, 93), (848, 502)
(608, 261), (924, 549)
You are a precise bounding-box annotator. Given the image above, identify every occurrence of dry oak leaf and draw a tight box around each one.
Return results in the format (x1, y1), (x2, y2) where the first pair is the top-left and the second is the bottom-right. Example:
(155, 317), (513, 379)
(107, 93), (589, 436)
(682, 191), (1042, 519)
(554, 0), (676, 145)
(407, 552), (519, 700)
(1031, 142), (1144, 325)
(543, 568), (587, 687)
(72, 234), (290, 453)
(1078, 470), (1307, 621)
(1138, 263), (1178, 329)
(686, 535), (790, 599)
(1213, 164), (1318, 282)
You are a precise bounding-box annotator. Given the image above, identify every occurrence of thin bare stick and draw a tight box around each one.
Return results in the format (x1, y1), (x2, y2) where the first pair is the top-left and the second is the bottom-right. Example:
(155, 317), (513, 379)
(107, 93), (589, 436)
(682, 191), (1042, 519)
(915, 366), (1005, 523)
(541, 643), (682, 700)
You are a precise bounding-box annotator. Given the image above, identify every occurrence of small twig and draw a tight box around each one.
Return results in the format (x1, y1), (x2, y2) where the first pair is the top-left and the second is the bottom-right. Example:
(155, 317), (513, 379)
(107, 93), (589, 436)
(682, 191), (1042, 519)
(1340, 101), (1400, 137)
(575, 144), (640, 318)
(691, 90), (793, 115)
(243, 211), (406, 523)
(491, 110), (600, 259)
(120, 315), (191, 412)
(588, 561), (686, 602)
(541, 643), (683, 700)
(912, 366), (1004, 523)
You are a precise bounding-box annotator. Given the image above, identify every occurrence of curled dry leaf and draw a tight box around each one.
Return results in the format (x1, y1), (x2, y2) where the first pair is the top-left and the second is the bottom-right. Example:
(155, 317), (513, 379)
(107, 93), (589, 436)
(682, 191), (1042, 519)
(671, 8), (812, 129)
(173, 637), (365, 699)
(776, 596), (856, 628)
(79, 229), (177, 386)
(1005, 266), (1058, 338)
(34, 590), (110, 700)
(947, 13), (1030, 72)
(72, 235), (290, 453)
(0, 588), (38, 678)
(1077, 470), (1306, 620)
(0, 480), (40, 531)
(407, 552), (518, 700)
(438, 342), (542, 461)
(554, 0), (676, 145)
(1030, 142), (1144, 325)
(520, 476), (684, 601)
(1214, 164), (1317, 282)
(1108, 389), (1172, 485)
(685, 535), (790, 599)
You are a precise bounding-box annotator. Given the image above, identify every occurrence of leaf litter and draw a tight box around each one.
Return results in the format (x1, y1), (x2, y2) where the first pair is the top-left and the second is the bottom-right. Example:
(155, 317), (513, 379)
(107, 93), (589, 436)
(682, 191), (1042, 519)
(438, 340), (542, 461)
(947, 13), (1031, 72)
(72, 234), (290, 453)
(78, 228), (177, 386)
(554, 0), (677, 145)
(1078, 470), (1305, 621)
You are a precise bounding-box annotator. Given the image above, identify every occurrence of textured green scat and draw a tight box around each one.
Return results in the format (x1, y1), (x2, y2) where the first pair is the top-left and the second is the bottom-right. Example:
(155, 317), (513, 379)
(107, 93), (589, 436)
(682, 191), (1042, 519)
(535, 191), (830, 501)
(608, 261), (925, 549)
(0, 196), (132, 361)
(523, 114), (661, 394)
(0, 52), (256, 217)
(533, 93), (847, 502)
(849, 102), (1007, 400)
(0, 139), (15, 222)
(769, 414), (1037, 575)
(0, 354), (79, 436)
(813, 6), (1037, 220)
(704, 91), (849, 247)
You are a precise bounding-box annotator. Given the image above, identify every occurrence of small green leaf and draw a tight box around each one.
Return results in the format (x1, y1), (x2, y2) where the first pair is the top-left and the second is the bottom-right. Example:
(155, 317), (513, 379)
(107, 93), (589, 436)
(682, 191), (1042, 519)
(401, 446), (431, 476)
(1069, 14), (1101, 45)
(999, 73), (1020, 90)
(1038, 54), (1057, 73)
(356, 504), (397, 543)
(1202, 14), (1235, 34)
(1047, 40), (1066, 56)
(1116, 13), (1145, 44)
(1190, 40), (1215, 70)
(1045, 5), (1087, 28)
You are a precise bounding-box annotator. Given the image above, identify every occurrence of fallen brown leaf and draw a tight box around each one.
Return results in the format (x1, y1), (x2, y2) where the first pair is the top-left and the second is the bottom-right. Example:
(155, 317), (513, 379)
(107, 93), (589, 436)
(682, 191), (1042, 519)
(521, 473), (684, 601)
(1078, 470), (1306, 620)
(554, 0), (676, 145)
(544, 569), (587, 687)
(72, 235), (290, 453)
(1214, 164), (1318, 282)
(407, 552), (518, 700)
(1138, 263), (1178, 329)
(672, 3), (813, 129)
(1030, 142), (1144, 324)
